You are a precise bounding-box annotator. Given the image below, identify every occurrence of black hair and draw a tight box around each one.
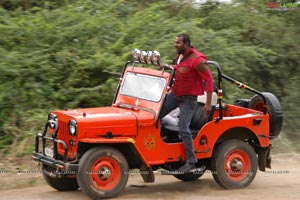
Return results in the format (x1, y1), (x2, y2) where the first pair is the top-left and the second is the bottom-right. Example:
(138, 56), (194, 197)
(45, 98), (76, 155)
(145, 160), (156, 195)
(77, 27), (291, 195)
(177, 33), (191, 47)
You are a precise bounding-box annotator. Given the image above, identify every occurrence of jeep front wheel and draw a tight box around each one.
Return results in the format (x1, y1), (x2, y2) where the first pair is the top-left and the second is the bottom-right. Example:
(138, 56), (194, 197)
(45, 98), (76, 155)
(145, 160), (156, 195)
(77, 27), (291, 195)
(211, 140), (257, 189)
(42, 165), (79, 191)
(77, 147), (129, 199)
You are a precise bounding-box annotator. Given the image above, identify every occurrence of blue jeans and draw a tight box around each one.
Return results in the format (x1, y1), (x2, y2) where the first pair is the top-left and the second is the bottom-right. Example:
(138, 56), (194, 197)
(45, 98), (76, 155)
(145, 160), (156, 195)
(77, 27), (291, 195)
(159, 92), (197, 164)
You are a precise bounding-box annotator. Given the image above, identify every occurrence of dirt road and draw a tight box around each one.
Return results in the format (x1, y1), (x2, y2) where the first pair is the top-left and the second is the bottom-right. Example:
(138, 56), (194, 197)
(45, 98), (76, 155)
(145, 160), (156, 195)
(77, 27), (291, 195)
(1, 153), (300, 200)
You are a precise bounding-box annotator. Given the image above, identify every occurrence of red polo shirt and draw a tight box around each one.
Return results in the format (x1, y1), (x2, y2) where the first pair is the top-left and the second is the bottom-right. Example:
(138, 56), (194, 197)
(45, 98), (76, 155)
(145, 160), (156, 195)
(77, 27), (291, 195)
(172, 48), (214, 97)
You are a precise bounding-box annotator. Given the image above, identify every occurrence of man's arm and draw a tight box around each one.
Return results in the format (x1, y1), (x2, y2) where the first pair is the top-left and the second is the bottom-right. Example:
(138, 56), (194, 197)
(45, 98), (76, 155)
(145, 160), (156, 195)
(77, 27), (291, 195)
(204, 91), (213, 115)
(160, 64), (174, 70)
(196, 61), (210, 72)
(197, 61), (214, 115)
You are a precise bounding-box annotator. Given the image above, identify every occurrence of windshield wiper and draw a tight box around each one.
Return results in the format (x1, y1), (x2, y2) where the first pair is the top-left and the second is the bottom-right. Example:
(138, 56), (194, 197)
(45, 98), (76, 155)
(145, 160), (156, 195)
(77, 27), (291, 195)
(114, 102), (156, 118)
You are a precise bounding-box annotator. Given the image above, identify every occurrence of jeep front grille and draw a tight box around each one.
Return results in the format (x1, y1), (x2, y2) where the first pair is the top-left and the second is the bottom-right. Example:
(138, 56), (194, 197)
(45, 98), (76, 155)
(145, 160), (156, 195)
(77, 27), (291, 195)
(57, 120), (73, 156)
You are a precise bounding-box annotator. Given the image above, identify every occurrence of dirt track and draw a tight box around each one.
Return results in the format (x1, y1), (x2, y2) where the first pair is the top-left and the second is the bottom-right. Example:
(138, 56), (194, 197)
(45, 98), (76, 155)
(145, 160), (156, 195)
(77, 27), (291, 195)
(1, 153), (300, 200)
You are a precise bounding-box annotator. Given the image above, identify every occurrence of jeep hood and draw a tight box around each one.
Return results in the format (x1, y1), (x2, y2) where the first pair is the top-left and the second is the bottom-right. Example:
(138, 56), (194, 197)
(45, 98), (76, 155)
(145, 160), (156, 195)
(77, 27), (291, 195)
(54, 106), (155, 137)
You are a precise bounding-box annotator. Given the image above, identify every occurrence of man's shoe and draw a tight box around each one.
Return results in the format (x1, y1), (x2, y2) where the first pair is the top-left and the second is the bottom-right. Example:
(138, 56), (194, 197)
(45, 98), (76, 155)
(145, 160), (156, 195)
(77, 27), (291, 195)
(193, 165), (206, 174)
(177, 162), (195, 173)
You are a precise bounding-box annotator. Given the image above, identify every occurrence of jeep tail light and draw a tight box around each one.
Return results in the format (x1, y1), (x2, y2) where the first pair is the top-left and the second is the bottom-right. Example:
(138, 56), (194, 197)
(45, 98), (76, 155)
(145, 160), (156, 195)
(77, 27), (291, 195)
(200, 135), (208, 146)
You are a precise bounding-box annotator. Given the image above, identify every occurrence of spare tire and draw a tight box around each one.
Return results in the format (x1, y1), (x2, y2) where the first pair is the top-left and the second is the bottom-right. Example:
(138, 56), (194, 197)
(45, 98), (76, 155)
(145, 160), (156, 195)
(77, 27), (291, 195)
(248, 92), (283, 139)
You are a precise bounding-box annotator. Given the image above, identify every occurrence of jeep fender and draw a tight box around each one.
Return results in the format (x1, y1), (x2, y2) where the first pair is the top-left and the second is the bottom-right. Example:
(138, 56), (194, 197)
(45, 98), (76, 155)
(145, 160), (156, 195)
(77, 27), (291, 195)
(77, 138), (154, 182)
(213, 127), (271, 171)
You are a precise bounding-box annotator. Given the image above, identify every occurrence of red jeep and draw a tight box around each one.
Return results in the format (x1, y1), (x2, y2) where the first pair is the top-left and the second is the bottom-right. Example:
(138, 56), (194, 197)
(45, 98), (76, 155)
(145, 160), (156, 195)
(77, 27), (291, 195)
(32, 49), (283, 199)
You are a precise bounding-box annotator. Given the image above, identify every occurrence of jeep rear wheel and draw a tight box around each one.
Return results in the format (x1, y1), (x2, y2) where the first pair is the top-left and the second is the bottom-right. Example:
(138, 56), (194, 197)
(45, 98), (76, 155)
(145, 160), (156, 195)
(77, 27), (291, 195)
(77, 147), (129, 199)
(42, 165), (79, 191)
(211, 140), (257, 189)
(248, 92), (283, 139)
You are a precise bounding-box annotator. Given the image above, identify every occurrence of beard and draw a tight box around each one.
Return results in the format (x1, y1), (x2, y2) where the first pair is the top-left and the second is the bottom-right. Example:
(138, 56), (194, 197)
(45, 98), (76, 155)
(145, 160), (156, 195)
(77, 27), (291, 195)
(176, 48), (185, 55)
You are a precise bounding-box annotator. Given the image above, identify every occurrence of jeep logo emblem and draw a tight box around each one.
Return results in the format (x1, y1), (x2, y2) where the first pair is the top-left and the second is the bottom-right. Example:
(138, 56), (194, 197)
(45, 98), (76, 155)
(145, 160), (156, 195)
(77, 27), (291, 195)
(144, 134), (156, 150)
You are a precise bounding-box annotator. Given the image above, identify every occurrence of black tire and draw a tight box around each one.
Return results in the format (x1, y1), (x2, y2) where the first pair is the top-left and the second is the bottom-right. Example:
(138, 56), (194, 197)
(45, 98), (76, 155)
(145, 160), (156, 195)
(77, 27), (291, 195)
(248, 92), (283, 139)
(42, 166), (79, 191)
(173, 171), (205, 181)
(211, 140), (257, 189)
(77, 147), (129, 199)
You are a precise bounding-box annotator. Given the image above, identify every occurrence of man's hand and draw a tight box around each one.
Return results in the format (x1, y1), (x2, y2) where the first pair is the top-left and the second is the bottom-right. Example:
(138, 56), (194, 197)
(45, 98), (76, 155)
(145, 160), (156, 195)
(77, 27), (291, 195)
(159, 64), (167, 69)
(203, 91), (213, 115)
(160, 64), (173, 70)
(203, 103), (212, 116)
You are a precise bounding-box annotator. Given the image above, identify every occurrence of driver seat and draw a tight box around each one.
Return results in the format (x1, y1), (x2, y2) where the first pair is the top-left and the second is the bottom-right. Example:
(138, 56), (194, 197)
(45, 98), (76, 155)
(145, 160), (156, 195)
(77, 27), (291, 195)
(162, 92), (217, 142)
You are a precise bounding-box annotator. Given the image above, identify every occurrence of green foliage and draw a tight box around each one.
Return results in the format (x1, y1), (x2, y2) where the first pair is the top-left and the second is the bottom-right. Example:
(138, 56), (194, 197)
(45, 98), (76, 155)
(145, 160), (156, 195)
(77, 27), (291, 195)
(0, 0), (299, 156)
(0, 0), (68, 10)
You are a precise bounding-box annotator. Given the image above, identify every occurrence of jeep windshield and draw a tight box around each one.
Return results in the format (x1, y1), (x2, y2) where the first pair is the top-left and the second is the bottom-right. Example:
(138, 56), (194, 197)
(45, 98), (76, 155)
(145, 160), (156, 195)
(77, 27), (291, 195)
(120, 72), (166, 102)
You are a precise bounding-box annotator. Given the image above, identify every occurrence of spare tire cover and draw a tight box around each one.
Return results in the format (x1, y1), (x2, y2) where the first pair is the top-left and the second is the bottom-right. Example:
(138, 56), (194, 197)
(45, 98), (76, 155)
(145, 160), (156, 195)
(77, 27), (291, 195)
(248, 92), (283, 139)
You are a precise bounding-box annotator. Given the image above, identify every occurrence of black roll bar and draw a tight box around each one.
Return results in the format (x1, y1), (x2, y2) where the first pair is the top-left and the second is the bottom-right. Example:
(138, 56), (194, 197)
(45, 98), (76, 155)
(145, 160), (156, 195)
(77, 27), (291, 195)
(207, 61), (267, 119)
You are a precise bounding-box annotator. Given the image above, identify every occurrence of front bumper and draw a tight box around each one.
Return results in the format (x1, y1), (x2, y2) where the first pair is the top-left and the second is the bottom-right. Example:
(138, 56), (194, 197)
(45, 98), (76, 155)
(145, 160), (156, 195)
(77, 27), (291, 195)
(32, 133), (78, 173)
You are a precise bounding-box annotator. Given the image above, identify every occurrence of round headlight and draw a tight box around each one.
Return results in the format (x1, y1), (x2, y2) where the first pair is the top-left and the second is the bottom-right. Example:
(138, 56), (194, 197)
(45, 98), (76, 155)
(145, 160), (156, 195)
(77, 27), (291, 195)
(151, 51), (160, 65)
(48, 113), (57, 129)
(145, 51), (153, 64)
(140, 51), (148, 63)
(48, 120), (56, 129)
(68, 120), (77, 136)
(132, 48), (141, 62)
